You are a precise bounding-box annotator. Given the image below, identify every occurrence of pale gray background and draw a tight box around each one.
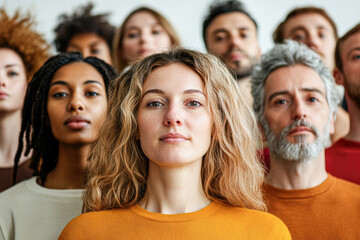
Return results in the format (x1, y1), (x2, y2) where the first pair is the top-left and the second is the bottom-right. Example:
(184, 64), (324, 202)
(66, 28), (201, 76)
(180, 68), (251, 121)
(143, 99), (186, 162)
(2, 0), (360, 54)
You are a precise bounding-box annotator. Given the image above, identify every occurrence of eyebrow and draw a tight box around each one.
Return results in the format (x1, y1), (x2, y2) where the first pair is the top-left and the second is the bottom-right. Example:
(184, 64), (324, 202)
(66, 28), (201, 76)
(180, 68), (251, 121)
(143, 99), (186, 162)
(4, 64), (21, 68)
(142, 89), (205, 97)
(49, 80), (103, 87)
(125, 23), (162, 31)
(289, 25), (329, 35)
(268, 88), (325, 102)
(212, 27), (250, 35)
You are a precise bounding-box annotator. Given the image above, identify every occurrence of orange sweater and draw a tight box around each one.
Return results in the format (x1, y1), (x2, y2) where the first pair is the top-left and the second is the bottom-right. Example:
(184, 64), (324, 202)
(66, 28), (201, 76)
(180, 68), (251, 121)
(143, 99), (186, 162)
(59, 201), (291, 239)
(264, 175), (360, 240)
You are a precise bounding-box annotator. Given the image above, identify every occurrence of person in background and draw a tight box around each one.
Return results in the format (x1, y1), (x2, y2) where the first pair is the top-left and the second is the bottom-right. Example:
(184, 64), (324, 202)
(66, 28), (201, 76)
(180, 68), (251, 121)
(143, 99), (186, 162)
(326, 23), (360, 184)
(252, 40), (360, 239)
(0, 52), (117, 240)
(112, 6), (180, 73)
(202, 0), (260, 104)
(0, 8), (49, 192)
(54, 3), (115, 64)
(273, 6), (349, 144)
(59, 48), (291, 239)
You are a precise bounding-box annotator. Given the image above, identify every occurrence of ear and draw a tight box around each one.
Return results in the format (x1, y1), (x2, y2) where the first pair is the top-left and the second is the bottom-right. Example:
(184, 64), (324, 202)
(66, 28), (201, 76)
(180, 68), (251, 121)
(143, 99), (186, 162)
(333, 68), (344, 86)
(329, 112), (335, 135)
(257, 45), (262, 59)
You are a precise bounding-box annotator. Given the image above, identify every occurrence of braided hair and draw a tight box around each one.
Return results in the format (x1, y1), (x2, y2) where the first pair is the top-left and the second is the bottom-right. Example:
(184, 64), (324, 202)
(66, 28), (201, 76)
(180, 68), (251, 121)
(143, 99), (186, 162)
(13, 52), (118, 185)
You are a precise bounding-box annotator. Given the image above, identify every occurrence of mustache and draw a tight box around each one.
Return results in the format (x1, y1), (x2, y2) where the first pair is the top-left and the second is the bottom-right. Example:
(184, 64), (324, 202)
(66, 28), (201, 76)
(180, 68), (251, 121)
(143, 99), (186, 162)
(223, 47), (250, 59)
(280, 119), (319, 138)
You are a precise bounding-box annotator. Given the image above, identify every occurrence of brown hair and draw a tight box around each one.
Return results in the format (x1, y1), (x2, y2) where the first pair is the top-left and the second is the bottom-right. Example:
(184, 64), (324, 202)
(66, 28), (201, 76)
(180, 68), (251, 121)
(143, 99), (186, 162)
(335, 23), (360, 72)
(83, 48), (266, 212)
(112, 7), (181, 72)
(0, 8), (49, 81)
(273, 7), (338, 44)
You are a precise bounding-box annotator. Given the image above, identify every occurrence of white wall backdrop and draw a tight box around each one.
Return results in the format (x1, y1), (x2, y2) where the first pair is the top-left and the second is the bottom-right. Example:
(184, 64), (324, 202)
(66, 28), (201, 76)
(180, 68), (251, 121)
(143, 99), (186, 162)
(2, 0), (360, 54)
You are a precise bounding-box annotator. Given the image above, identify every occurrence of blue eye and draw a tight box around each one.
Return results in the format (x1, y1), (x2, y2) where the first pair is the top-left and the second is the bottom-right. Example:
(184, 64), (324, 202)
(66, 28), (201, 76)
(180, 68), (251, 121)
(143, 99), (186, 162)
(276, 99), (287, 105)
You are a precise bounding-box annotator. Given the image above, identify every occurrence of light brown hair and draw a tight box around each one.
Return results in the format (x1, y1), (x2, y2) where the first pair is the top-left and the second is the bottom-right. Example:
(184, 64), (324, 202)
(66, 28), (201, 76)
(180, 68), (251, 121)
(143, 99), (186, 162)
(84, 48), (266, 212)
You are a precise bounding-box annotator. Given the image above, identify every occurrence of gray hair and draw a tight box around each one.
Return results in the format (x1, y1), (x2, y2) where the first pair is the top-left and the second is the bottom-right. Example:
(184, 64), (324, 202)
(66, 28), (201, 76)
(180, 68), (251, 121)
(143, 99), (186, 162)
(251, 40), (340, 124)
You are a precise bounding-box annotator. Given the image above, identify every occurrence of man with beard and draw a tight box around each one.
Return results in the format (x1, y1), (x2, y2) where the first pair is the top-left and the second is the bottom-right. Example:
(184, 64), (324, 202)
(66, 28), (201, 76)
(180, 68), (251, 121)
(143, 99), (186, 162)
(326, 23), (360, 185)
(202, 0), (260, 104)
(252, 40), (360, 240)
(273, 6), (350, 144)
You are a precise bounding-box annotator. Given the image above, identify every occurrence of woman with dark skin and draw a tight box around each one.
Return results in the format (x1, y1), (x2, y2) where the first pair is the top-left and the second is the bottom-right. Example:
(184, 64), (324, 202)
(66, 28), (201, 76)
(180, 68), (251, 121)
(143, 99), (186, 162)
(0, 52), (117, 240)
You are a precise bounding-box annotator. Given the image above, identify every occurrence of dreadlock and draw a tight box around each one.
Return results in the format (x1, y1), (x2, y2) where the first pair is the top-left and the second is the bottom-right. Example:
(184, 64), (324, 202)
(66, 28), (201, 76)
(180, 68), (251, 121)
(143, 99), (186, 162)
(13, 52), (118, 185)
(54, 3), (115, 53)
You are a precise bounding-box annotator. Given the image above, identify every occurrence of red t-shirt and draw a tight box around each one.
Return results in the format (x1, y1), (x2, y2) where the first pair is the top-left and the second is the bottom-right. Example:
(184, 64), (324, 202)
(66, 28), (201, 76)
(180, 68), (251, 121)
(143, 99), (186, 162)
(325, 138), (360, 185)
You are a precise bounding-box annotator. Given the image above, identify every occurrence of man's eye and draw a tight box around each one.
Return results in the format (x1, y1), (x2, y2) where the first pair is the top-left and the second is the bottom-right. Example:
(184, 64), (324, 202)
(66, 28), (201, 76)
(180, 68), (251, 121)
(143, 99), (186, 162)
(292, 35), (306, 41)
(309, 97), (318, 102)
(215, 36), (226, 42)
(275, 99), (287, 105)
(91, 49), (100, 54)
(53, 92), (68, 98)
(127, 33), (139, 38)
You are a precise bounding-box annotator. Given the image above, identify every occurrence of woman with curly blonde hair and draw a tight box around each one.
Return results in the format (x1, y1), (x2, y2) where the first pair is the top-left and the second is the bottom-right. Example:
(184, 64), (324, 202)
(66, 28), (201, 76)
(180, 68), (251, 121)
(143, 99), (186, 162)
(0, 8), (49, 192)
(60, 48), (290, 239)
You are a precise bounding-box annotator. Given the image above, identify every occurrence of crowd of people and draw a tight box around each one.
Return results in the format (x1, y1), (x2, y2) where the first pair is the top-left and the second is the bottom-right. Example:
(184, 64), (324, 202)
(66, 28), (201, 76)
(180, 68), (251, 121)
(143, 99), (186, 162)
(0, 1), (359, 239)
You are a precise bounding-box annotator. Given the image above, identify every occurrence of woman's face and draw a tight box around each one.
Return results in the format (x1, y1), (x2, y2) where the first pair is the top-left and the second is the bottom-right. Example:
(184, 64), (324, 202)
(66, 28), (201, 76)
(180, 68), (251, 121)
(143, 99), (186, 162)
(0, 48), (27, 114)
(47, 62), (107, 145)
(137, 63), (213, 167)
(121, 11), (172, 63)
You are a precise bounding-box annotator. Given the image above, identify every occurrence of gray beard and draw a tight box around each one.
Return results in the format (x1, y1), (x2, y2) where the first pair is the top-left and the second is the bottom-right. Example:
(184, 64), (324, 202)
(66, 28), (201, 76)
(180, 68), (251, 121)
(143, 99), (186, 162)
(262, 118), (330, 163)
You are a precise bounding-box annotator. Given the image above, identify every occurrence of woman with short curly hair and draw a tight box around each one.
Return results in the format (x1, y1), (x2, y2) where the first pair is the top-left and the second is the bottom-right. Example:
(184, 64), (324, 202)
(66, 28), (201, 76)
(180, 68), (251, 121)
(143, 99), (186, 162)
(0, 8), (49, 192)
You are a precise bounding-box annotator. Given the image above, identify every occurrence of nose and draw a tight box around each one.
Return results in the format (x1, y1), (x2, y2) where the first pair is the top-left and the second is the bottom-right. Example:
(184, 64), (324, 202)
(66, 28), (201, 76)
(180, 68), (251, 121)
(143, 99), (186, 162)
(80, 49), (91, 58)
(67, 93), (85, 112)
(163, 103), (183, 126)
(230, 35), (242, 49)
(140, 31), (151, 44)
(0, 73), (7, 87)
(306, 33), (320, 50)
(291, 97), (307, 120)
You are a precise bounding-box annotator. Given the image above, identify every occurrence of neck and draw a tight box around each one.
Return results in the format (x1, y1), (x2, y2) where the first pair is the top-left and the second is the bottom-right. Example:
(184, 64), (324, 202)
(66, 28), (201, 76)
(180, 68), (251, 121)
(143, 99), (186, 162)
(266, 151), (328, 190)
(0, 110), (25, 167)
(139, 161), (211, 214)
(344, 96), (360, 142)
(44, 143), (90, 189)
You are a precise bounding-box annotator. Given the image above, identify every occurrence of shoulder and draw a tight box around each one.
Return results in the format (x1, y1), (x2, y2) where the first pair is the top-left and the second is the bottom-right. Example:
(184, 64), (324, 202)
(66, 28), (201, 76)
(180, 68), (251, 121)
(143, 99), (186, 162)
(0, 177), (33, 203)
(59, 208), (130, 239)
(215, 203), (291, 239)
(331, 175), (360, 192)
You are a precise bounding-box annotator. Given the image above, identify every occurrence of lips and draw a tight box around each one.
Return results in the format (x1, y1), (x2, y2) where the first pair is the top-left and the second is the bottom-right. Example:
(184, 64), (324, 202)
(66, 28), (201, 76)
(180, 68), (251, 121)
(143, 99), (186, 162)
(159, 133), (189, 143)
(64, 116), (90, 130)
(288, 126), (313, 135)
(0, 92), (9, 99)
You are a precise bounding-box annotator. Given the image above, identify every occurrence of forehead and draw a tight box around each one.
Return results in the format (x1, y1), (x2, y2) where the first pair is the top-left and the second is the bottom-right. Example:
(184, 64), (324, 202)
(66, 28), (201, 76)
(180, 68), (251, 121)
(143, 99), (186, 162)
(143, 63), (204, 91)
(51, 62), (104, 84)
(69, 33), (107, 45)
(126, 11), (159, 27)
(0, 48), (24, 66)
(206, 12), (257, 34)
(283, 13), (335, 35)
(341, 32), (360, 59)
(264, 64), (326, 97)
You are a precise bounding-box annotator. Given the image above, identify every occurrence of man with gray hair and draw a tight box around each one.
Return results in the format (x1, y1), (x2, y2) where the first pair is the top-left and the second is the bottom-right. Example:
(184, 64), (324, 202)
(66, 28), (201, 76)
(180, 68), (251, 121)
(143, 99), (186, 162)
(252, 40), (360, 239)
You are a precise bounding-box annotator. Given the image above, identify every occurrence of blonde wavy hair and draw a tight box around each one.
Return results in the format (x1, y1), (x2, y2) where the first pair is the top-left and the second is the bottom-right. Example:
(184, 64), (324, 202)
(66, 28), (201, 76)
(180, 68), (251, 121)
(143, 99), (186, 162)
(84, 48), (266, 212)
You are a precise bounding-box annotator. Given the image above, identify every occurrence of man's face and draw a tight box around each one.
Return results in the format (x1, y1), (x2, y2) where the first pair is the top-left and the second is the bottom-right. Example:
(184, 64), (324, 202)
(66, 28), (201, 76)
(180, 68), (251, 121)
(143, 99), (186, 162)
(262, 64), (334, 162)
(205, 12), (260, 79)
(339, 32), (360, 108)
(282, 13), (337, 71)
